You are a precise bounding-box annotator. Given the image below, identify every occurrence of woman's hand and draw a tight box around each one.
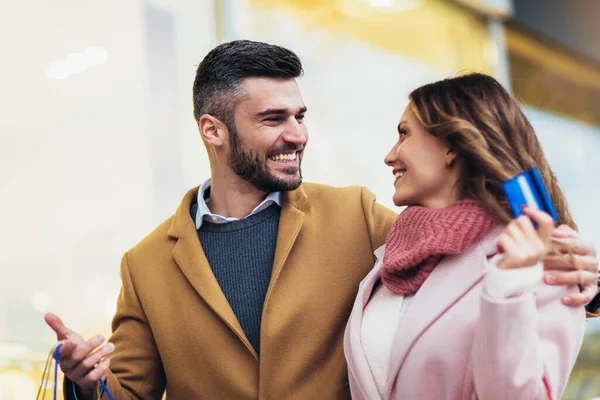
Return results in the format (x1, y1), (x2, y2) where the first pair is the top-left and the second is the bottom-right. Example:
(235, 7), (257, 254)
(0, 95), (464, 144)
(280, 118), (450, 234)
(496, 207), (554, 270)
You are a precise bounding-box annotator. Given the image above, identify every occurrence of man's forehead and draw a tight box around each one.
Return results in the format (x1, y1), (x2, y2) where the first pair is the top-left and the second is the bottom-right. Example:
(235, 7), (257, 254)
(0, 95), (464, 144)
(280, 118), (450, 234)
(241, 76), (299, 91)
(240, 77), (305, 110)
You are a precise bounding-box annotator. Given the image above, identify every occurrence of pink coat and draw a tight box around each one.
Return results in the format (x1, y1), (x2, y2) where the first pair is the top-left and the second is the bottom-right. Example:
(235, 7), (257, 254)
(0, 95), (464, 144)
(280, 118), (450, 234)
(344, 227), (586, 400)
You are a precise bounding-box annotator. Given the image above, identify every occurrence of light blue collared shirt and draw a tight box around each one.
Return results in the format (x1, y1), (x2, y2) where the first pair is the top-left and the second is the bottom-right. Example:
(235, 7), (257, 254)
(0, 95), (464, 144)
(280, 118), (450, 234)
(195, 179), (282, 229)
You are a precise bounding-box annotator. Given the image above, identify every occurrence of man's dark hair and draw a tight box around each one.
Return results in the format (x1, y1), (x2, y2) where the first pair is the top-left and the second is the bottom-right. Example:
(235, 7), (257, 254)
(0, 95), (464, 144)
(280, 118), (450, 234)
(192, 40), (304, 130)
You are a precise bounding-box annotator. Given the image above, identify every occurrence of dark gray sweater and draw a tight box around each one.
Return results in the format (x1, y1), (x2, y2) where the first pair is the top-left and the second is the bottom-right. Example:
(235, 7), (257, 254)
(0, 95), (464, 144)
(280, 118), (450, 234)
(196, 203), (281, 354)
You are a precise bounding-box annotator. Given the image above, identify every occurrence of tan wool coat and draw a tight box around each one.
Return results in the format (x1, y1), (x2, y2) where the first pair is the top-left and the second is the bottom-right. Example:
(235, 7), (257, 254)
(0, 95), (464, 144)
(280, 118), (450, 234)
(95, 182), (397, 399)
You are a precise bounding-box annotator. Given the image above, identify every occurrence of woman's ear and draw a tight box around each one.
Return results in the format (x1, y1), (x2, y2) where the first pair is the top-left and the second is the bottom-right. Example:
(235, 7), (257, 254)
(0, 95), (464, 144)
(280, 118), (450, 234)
(445, 147), (458, 169)
(198, 114), (227, 148)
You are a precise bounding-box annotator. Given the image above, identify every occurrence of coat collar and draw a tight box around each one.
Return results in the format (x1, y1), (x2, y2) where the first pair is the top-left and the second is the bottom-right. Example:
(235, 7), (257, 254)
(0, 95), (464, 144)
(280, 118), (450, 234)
(166, 185), (308, 360)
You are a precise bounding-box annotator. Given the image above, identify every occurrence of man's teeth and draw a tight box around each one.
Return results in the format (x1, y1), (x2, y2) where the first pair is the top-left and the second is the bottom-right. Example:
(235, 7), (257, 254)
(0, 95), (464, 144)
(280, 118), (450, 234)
(395, 171), (404, 178)
(270, 153), (297, 161)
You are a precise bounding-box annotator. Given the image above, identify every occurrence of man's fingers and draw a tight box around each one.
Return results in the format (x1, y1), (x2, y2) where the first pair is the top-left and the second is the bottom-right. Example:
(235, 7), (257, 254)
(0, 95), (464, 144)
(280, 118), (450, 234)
(58, 341), (78, 359)
(61, 335), (105, 372)
(544, 270), (596, 286)
(562, 285), (597, 307)
(544, 254), (598, 273)
(44, 313), (73, 341)
(77, 359), (110, 389)
(551, 237), (596, 257)
(552, 224), (578, 239)
(70, 343), (115, 382)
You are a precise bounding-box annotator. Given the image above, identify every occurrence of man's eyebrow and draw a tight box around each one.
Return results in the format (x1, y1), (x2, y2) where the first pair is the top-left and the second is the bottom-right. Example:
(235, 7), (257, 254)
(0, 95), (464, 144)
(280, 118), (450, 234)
(255, 107), (307, 118)
(256, 108), (287, 118)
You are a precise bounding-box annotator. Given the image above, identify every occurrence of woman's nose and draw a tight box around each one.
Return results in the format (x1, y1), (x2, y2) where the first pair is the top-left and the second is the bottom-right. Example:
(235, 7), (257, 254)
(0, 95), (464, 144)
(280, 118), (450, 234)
(384, 147), (397, 166)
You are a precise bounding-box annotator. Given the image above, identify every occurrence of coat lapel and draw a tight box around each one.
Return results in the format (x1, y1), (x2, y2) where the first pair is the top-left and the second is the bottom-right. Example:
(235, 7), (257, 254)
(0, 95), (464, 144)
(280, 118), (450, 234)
(385, 226), (503, 397)
(264, 186), (307, 294)
(167, 187), (257, 359)
(345, 246), (388, 398)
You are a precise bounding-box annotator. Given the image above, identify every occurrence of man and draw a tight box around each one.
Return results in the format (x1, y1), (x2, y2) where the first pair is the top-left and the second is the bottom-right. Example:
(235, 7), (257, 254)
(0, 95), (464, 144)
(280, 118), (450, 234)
(46, 40), (600, 399)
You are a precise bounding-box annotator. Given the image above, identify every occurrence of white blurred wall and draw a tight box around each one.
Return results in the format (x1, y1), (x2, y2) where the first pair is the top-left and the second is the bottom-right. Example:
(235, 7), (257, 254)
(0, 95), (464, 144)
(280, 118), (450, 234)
(0, 0), (216, 351)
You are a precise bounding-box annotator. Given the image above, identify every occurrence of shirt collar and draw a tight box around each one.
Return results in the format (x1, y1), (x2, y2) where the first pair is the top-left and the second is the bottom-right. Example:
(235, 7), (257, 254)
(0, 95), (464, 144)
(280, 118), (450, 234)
(195, 179), (282, 229)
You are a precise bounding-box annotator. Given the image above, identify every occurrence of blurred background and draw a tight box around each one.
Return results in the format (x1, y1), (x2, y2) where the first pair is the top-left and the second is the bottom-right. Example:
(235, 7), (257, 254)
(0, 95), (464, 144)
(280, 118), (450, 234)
(1, 0), (599, 398)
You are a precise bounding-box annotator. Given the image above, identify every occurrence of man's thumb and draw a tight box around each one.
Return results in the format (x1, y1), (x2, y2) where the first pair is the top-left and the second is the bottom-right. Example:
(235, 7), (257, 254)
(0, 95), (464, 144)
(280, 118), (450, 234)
(44, 312), (72, 341)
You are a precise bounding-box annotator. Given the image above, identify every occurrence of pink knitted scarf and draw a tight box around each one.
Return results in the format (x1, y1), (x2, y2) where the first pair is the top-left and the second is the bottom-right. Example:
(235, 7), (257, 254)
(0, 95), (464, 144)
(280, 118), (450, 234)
(381, 200), (497, 295)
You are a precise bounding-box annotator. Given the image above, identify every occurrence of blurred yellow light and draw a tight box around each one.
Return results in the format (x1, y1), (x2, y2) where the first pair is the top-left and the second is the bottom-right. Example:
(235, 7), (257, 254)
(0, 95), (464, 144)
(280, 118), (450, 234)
(0, 371), (39, 399)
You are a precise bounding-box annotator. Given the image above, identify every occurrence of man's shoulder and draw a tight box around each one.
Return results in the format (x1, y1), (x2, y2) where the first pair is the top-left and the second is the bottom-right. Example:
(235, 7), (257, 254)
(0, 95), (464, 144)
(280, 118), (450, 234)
(127, 186), (199, 259)
(293, 182), (391, 222)
(298, 182), (390, 214)
(300, 182), (371, 200)
(128, 215), (177, 256)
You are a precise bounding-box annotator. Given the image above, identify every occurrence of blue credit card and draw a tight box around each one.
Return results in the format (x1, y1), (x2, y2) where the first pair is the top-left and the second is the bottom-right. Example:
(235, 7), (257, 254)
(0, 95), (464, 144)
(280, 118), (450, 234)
(502, 168), (558, 221)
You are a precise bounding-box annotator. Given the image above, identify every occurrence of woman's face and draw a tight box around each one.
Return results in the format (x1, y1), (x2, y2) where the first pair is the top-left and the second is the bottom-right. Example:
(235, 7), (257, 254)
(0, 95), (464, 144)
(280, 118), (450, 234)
(384, 105), (461, 209)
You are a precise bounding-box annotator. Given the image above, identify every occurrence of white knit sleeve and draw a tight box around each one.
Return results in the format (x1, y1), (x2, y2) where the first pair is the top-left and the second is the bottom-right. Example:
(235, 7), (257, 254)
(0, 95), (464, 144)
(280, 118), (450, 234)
(483, 254), (544, 298)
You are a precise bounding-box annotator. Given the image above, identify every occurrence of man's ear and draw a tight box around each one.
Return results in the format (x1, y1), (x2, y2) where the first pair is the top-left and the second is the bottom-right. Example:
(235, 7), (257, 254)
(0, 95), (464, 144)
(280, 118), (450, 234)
(199, 114), (227, 147)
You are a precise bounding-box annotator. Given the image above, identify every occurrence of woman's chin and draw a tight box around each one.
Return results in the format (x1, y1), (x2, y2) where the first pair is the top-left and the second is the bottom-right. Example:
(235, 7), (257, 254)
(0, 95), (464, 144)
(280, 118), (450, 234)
(392, 194), (410, 208)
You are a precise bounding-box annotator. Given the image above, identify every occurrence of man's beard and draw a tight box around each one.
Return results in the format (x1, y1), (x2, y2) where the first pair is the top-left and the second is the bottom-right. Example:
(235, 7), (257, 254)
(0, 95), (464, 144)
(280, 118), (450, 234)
(229, 129), (303, 193)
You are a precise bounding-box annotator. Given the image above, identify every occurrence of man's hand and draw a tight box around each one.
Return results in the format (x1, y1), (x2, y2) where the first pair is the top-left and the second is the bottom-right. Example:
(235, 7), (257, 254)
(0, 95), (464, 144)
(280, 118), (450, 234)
(543, 225), (599, 306)
(44, 312), (114, 397)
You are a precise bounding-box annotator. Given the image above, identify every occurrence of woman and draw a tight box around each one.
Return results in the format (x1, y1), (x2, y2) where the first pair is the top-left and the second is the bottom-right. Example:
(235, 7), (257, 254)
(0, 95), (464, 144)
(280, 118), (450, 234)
(344, 73), (585, 399)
